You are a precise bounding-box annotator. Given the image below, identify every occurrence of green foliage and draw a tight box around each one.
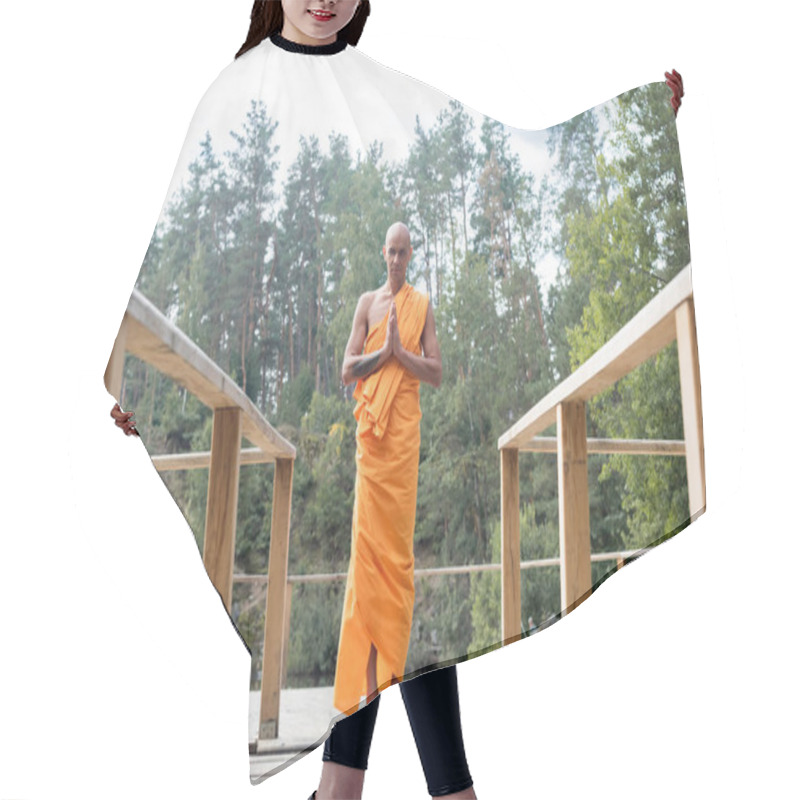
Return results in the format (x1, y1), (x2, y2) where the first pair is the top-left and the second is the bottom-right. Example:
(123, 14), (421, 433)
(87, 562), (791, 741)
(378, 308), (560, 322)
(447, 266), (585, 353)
(469, 503), (560, 652)
(408, 574), (473, 672)
(279, 365), (314, 428)
(553, 83), (691, 550)
(285, 583), (345, 687)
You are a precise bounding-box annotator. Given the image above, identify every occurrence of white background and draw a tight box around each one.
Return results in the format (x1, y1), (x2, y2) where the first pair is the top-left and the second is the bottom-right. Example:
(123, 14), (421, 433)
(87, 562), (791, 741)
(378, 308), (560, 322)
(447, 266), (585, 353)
(1, 1), (797, 798)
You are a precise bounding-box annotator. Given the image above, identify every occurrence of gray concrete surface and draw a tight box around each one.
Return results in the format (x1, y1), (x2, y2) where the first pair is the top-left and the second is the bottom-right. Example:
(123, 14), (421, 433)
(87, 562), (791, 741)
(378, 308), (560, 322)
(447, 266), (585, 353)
(248, 686), (337, 783)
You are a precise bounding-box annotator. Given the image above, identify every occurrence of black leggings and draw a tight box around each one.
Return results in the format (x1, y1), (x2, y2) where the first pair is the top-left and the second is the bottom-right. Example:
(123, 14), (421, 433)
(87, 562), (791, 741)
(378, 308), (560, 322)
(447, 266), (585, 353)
(323, 665), (473, 797)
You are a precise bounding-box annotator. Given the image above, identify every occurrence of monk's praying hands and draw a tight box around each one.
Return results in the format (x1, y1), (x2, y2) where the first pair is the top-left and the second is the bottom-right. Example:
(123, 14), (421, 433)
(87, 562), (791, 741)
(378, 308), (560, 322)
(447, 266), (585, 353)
(389, 302), (401, 354)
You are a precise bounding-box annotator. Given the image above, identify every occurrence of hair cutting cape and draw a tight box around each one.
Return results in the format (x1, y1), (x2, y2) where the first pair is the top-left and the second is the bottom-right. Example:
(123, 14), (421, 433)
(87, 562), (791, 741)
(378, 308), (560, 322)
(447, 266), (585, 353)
(106, 33), (703, 783)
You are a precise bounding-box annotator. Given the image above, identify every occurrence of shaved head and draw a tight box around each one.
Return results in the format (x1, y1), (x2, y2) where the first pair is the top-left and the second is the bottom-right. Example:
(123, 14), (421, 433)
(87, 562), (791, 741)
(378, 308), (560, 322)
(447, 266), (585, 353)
(382, 222), (413, 294)
(385, 222), (411, 248)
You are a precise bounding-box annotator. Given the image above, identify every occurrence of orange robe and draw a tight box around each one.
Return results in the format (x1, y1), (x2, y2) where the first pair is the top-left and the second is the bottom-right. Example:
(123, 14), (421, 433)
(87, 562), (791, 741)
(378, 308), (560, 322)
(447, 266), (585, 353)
(333, 283), (429, 715)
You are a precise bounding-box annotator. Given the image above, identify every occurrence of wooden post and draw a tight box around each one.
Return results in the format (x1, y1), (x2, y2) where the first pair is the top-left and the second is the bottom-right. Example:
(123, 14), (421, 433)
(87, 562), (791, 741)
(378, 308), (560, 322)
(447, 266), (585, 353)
(281, 583), (293, 689)
(104, 314), (129, 399)
(501, 448), (521, 643)
(202, 407), (242, 612)
(675, 299), (706, 519)
(259, 457), (294, 740)
(557, 401), (591, 612)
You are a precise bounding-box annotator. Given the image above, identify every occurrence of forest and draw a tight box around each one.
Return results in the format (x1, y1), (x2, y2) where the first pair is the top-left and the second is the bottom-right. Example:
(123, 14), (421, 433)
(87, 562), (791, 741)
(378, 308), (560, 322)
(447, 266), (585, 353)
(121, 81), (691, 687)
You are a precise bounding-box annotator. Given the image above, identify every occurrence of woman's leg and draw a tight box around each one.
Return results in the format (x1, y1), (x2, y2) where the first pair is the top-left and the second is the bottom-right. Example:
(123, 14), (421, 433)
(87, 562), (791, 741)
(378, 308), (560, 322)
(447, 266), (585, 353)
(400, 666), (476, 799)
(316, 694), (381, 800)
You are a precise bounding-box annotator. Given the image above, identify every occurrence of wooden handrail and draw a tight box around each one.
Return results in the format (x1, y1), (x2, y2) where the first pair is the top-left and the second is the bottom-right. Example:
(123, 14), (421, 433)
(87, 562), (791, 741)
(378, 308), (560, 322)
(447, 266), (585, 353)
(108, 289), (295, 460)
(147, 437), (685, 473)
(151, 447), (274, 471)
(498, 265), (693, 450)
(232, 550), (648, 586)
(518, 437), (685, 455)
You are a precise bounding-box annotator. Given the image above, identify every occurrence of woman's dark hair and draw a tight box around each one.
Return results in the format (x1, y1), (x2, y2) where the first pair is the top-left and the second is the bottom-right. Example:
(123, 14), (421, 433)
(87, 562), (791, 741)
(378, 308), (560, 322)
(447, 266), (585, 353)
(236, 1), (371, 59)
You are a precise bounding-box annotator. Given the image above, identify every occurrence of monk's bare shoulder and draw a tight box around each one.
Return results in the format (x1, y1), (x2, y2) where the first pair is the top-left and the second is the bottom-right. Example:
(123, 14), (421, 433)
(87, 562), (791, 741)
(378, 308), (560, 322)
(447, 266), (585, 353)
(352, 290), (373, 330)
(364, 288), (395, 331)
(357, 289), (378, 312)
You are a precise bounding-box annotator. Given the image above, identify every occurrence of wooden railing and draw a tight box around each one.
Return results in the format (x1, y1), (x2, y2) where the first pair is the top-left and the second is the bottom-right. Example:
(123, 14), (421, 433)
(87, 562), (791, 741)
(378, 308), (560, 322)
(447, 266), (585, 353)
(105, 264), (704, 743)
(497, 264), (705, 642)
(104, 290), (295, 740)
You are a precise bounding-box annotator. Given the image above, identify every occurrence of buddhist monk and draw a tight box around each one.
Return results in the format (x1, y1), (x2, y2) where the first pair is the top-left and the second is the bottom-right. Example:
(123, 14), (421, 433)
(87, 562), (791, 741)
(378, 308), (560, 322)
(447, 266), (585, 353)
(333, 221), (442, 715)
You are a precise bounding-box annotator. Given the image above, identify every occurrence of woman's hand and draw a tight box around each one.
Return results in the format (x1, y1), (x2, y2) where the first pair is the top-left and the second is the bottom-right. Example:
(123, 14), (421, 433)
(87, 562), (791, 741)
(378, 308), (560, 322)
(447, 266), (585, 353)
(665, 69), (684, 116)
(110, 403), (139, 436)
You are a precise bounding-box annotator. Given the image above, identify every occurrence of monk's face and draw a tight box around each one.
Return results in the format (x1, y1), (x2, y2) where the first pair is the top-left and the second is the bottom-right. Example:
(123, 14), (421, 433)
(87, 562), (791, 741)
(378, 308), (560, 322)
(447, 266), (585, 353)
(281, 0), (361, 46)
(383, 228), (412, 293)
